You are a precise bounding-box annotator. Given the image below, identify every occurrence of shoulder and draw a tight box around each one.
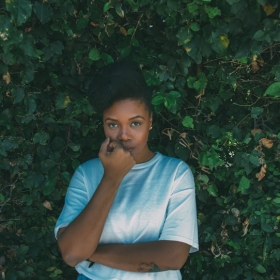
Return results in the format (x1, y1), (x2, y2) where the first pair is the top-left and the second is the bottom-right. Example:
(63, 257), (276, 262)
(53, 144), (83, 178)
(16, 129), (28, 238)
(69, 158), (104, 192)
(156, 152), (191, 172)
(73, 158), (103, 176)
(80, 157), (102, 169)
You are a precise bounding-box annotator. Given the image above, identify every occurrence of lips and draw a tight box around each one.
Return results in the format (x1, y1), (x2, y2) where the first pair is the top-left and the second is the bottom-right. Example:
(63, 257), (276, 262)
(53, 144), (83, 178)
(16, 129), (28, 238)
(123, 146), (134, 152)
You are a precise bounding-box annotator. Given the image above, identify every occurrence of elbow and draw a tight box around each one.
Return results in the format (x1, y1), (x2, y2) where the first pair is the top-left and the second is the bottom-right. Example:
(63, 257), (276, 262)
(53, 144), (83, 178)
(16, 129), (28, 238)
(173, 253), (189, 270)
(61, 253), (79, 267)
(165, 245), (190, 270)
(167, 255), (188, 270)
(57, 228), (90, 267)
(58, 241), (87, 267)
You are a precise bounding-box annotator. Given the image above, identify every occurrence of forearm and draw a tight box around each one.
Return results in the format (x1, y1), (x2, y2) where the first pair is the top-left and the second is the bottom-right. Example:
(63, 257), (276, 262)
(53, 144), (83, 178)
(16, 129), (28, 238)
(57, 176), (121, 267)
(89, 241), (190, 272)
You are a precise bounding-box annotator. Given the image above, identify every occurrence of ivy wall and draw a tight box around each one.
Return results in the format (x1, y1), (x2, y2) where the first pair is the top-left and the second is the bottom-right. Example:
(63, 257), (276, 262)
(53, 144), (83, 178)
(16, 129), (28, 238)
(0, 0), (280, 279)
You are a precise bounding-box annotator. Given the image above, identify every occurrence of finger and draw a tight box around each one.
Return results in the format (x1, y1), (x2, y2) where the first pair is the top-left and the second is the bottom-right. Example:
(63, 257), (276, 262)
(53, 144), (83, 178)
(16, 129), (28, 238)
(107, 140), (124, 152)
(99, 137), (110, 154)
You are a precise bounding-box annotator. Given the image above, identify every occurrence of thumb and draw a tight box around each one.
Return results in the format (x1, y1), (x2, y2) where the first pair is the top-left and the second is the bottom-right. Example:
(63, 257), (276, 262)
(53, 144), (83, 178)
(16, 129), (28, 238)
(99, 137), (110, 154)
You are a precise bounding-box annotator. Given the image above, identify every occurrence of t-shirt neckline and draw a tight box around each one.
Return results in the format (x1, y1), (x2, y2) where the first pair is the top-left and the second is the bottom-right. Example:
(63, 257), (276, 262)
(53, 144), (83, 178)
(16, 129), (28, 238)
(132, 152), (161, 169)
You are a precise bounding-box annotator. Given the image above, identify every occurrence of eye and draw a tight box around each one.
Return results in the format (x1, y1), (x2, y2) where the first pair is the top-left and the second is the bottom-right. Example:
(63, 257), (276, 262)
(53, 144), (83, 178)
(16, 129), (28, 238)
(131, 121), (141, 127)
(108, 123), (118, 128)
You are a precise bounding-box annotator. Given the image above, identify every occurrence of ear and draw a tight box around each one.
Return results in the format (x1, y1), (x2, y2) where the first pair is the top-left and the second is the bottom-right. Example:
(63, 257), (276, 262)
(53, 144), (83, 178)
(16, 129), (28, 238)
(149, 113), (153, 130)
(149, 112), (153, 125)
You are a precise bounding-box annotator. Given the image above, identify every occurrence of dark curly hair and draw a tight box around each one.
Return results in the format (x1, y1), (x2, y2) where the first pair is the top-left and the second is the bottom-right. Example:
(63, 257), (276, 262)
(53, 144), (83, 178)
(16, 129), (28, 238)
(88, 60), (152, 115)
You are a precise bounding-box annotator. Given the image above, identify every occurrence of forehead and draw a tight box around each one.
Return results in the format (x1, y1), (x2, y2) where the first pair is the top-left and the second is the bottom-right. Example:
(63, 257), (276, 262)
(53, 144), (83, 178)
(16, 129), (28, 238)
(103, 99), (149, 117)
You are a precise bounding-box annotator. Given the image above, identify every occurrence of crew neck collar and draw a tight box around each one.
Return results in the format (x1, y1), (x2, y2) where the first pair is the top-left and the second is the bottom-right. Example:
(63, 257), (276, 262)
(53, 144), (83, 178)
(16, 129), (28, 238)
(132, 152), (161, 169)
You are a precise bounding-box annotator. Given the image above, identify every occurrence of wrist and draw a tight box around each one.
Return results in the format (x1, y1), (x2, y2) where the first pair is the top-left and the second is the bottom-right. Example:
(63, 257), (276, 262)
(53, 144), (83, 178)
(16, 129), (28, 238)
(102, 173), (123, 186)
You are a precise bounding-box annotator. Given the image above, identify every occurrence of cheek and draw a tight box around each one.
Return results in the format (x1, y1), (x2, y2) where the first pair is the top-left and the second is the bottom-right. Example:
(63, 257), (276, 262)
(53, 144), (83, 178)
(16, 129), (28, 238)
(104, 127), (116, 139)
(138, 129), (150, 142)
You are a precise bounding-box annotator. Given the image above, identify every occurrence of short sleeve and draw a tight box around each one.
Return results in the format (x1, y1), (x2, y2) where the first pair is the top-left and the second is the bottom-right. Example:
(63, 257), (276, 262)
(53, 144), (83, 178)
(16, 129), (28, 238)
(54, 165), (89, 239)
(159, 165), (199, 253)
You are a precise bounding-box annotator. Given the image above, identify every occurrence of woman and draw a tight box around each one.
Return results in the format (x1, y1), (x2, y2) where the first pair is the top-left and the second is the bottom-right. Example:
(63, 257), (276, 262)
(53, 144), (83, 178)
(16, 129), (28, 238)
(54, 60), (199, 280)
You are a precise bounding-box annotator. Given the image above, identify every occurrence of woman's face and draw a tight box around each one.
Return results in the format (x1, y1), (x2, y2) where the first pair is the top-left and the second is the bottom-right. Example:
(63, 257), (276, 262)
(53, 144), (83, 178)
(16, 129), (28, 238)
(103, 98), (153, 163)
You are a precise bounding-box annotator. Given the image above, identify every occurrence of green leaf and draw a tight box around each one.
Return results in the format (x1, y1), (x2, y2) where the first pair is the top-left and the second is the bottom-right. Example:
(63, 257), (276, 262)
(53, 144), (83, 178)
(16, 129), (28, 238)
(44, 178), (57, 195)
(187, 3), (199, 16)
(55, 93), (71, 109)
(33, 2), (53, 24)
(227, 240), (241, 249)
(51, 41), (64, 55)
(47, 267), (55, 272)
(0, 193), (4, 202)
(205, 6), (221, 18)
(120, 46), (131, 59)
(187, 76), (196, 88)
(0, 61), (8, 75)
(190, 22), (200, 31)
(182, 116), (194, 129)
(168, 91), (181, 98)
(197, 174), (209, 184)
(207, 184), (218, 197)
(152, 95), (164, 105)
(115, 3), (124, 17)
(33, 132), (49, 145)
(6, 0), (32, 26)
(103, 2), (111, 12)
(101, 53), (114, 64)
(249, 155), (259, 166)
(264, 82), (280, 97)
(82, 103), (94, 115)
(72, 159), (80, 170)
(69, 143), (80, 152)
(54, 269), (63, 275)
(179, 57), (191, 75)
(253, 30), (264, 41)
(207, 96), (222, 112)
(127, 28), (135, 35)
(60, 172), (71, 184)
(176, 27), (193, 45)
(255, 264), (266, 273)
(175, 144), (190, 161)
(89, 48), (101, 61)
(251, 107), (264, 118)
(191, 72), (208, 93)
(16, 246), (29, 255)
(131, 38), (139, 47)
(261, 222), (274, 232)
(164, 95), (176, 109)
(211, 34), (230, 53)
(235, 42), (251, 59)
(24, 173), (44, 189)
(76, 18), (89, 30)
(237, 176), (250, 192)
(257, 0), (268, 5)
(11, 87), (24, 104)
(20, 65), (34, 83)
(167, 0), (180, 11)
(20, 35), (39, 58)
(127, 0), (138, 11)
(273, 198), (280, 204)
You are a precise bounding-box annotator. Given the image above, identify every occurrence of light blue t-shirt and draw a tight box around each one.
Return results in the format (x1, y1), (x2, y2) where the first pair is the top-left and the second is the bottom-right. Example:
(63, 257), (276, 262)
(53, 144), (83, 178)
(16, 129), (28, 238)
(55, 152), (199, 280)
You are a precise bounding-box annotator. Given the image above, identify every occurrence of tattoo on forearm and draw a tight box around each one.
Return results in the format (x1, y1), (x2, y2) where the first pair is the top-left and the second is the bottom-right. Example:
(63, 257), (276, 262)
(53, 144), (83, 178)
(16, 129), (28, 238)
(138, 262), (161, 272)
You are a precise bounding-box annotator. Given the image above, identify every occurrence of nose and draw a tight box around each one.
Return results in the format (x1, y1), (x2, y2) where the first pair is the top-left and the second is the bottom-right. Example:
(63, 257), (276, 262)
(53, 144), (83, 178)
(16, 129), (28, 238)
(118, 126), (130, 142)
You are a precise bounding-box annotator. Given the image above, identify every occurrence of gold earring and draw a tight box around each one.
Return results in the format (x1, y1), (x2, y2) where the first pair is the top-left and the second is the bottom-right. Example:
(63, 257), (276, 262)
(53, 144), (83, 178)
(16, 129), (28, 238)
(149, 126), (153, 130)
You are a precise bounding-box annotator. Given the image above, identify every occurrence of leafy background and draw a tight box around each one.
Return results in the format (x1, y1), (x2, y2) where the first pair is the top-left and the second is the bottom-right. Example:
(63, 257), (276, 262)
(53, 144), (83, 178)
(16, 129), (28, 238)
(0, 0), (280, 279)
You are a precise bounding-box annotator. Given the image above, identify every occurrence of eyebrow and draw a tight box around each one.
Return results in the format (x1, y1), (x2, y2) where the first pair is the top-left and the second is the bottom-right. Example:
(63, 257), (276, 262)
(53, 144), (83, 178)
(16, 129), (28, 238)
(104, 115), (145, 122)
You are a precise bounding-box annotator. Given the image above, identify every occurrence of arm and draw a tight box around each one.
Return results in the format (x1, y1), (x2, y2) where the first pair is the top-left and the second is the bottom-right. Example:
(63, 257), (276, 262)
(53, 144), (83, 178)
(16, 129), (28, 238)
(86, 161), (197, 273)
(89, 240), (190, 272)
(57, 138), (135, 267)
